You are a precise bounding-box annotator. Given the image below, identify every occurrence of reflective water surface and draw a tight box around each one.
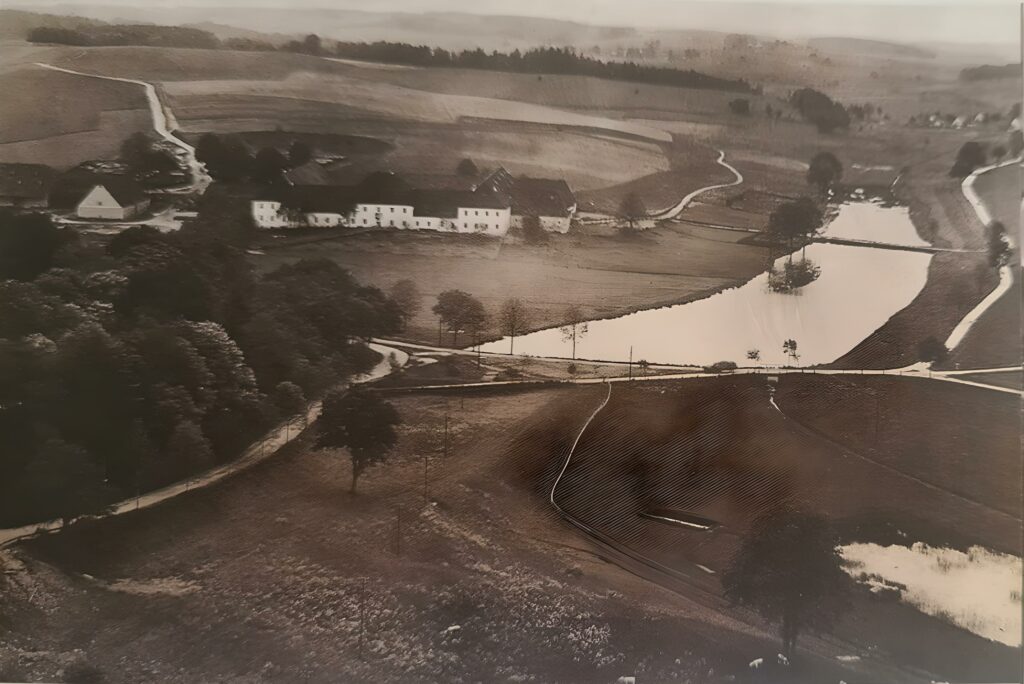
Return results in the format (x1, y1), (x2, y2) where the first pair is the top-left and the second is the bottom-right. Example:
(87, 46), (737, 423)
(479, 202), (933, 366)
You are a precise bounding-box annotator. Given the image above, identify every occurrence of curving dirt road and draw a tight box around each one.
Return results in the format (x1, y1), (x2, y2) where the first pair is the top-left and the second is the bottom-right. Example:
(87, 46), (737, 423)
(649, 148), (744, 220)
(33, 62), (211, 195)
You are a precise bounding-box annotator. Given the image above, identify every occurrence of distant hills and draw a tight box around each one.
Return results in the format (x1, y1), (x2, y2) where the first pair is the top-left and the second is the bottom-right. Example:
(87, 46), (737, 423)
(959, 63), (1023, 82)
(807, 36), (935, 60)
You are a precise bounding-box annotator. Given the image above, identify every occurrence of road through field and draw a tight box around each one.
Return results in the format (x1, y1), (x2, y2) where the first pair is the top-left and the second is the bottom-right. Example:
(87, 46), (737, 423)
(33, 62), (211, 195)
(0, 343), (407, 549)
(649, 148), (744, 219)
(943, 157), (1021, 351)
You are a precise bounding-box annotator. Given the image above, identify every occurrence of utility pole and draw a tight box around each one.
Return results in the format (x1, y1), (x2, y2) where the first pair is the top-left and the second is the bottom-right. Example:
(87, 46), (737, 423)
(443, 413), (450, 459)
(423, 453), (429, 503)
(628, 345), (633, 381)
(395, 506), (402, 556)
(358, 577), (366, 660)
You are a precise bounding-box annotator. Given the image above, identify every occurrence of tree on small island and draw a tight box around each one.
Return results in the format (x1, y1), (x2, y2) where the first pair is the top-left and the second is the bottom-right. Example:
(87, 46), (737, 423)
(316, 388), (401, 495)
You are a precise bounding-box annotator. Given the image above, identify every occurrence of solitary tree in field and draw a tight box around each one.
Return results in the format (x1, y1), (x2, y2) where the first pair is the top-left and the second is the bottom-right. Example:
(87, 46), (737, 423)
(274, 380), (307, 428)
(746, 349), (761, 366)
(316, 388), (401, 494)
(619, 192), (647, 233)
(252, 147), (289, 184)
(723, 506), (851, 659)
(388, 279), (422, 330)
(729, 98), (751, 116)
(432, 289), (487, 346)
(24, 438), (111, 528)
(288, 140), (313, 167)
(498, 298), (531, 355)
(916, 336), (948, 364)
(806, 151), (843, 195)
(559, 305), (589, 359)
(456, 158), (479, 177)
(520, 215), (548, 244)
(782, 338), (799, 365)
(949, 141), (987, 178)
(986, 221), (1012, 267)
(1009, 130), (1024, 159)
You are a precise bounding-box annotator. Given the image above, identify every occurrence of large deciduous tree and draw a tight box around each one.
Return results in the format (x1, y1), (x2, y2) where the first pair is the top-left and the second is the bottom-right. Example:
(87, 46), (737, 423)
(806, 151), (843, 195)
(432, 289), (487, 346)
(559, 305), (589, 359)
(498, 298), (531, 355)
(316, 388), (401, 494)
(618, 192), (646, 233)
(388, 279), (422, 330)
(0, 212), (63, 281)
(723, 506), (851, 658)
(949, 141), (987, 178)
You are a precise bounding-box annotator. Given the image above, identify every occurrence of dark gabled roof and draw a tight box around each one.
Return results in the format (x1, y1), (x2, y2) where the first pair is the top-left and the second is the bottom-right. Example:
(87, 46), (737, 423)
(0, 163), (57, 201)
(509, 177), (576, 217)
(49, 171), (148, 210)
(411, 189), (510, 218)
(356, 171), (416, 205)
(284, 161), (334, 186)
(277, 185), (359, 214)
(476, 166), (515, 195)
(94, 175), (148, 207)
(403, 173), (478, 192)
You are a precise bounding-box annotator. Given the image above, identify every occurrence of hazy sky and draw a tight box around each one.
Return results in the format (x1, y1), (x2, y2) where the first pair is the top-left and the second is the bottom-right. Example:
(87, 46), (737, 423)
(16, 0), (1024, 46)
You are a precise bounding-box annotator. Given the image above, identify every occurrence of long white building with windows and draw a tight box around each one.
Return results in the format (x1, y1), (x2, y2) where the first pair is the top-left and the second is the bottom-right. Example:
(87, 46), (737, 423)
(251, 168), (574, 237)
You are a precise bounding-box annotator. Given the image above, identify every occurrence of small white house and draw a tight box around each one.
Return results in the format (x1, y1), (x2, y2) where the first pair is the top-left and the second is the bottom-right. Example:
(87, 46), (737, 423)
(76, 178), (150, 220)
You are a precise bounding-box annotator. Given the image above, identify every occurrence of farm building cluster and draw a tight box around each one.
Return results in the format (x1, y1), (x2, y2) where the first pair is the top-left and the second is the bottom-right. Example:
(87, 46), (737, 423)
(0, 162), (152, 220)
(251, 166), (578, 235)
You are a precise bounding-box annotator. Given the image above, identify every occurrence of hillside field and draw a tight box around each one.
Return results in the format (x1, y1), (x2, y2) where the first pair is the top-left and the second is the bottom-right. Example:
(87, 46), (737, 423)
(546, 375), (1020, 682)
(0, 64), (151, 167)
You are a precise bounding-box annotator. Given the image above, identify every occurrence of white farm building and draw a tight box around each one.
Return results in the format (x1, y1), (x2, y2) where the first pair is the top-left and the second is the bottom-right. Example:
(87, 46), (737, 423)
(251, 169), (576, 237)
(75, 177), (150, 220)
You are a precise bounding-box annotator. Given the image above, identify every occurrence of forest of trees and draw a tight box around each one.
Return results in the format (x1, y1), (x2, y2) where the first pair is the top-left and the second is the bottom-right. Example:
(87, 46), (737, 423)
(789, 88), (851, 133)
(0, 210), (401, 527)
(27, 24), (220, 49)
(325, 42), (756, 93)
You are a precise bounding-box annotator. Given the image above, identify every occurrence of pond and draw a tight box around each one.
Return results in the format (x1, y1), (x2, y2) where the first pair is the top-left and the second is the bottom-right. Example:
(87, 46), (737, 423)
(479, 201), (933, 367)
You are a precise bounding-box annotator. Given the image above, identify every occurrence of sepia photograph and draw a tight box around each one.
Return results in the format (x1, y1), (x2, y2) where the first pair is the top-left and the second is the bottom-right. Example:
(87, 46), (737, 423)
(0, 0), (1021, 682)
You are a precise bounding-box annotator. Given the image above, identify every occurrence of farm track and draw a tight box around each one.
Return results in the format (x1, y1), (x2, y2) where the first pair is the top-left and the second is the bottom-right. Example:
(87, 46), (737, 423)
(649, 149), (744, 219)
(33, 62), (211, 194)
(0, 344), (408, 548)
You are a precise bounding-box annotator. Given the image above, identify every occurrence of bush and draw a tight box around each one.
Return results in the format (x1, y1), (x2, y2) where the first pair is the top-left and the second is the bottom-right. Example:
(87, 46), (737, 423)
(703, 360), (737, 373)
(567, 362), (578, 375)
(768, 259), (821, 292)
(917, 336), (948, 363)
(62, 659), (105, 684)
(728, 98), (751, 115)
(949, 142), (987, 178)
